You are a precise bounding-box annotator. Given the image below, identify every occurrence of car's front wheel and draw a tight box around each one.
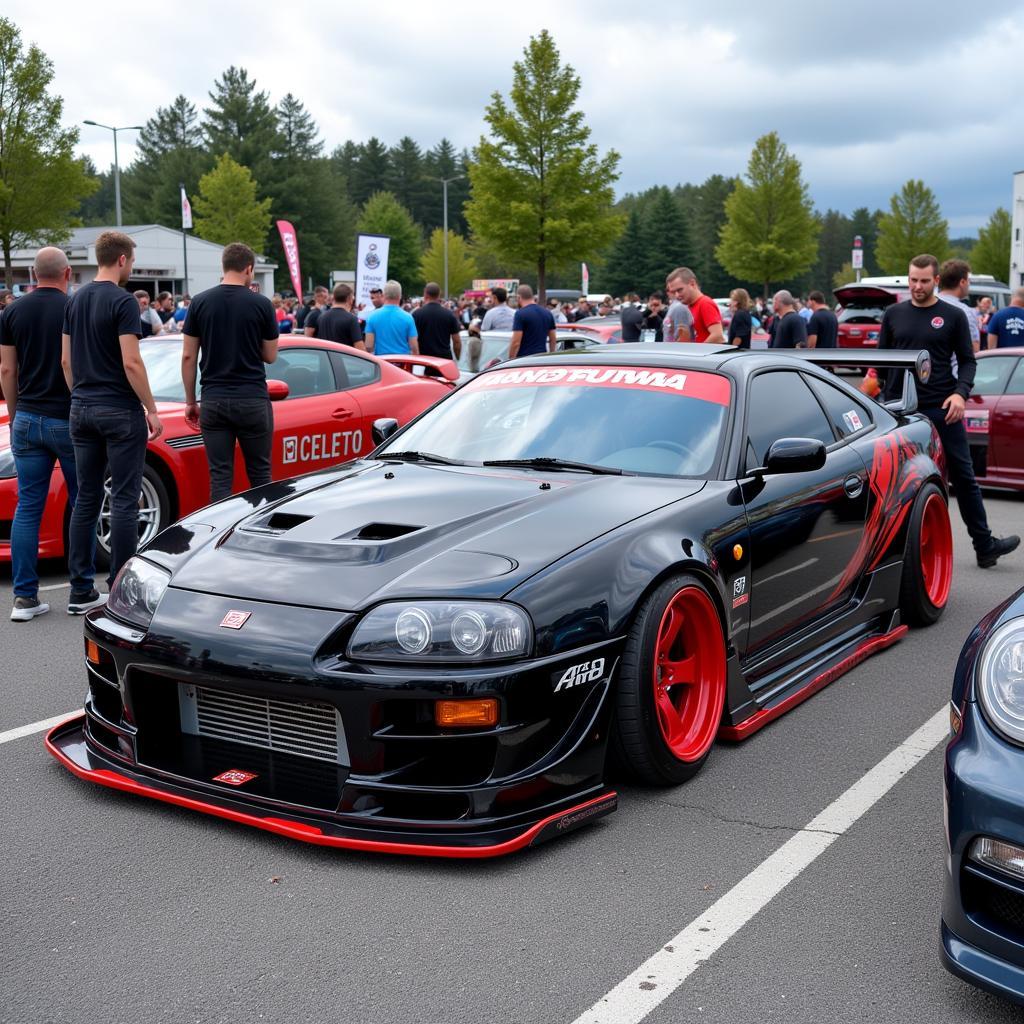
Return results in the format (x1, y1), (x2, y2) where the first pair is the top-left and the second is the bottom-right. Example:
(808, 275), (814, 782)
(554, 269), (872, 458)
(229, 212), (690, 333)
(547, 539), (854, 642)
(95, 464), (171, 569)
(611, 575), (727, 785)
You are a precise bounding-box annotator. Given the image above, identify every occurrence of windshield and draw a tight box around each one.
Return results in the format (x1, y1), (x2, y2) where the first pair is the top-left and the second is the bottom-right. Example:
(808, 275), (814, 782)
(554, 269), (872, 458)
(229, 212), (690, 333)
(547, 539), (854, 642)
(142, 338), (190, 402)
(381, 364), (731, 477)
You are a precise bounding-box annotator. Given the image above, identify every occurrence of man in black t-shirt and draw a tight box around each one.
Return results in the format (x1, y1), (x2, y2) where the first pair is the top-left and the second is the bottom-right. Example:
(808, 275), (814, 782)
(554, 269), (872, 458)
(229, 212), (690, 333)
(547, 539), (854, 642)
(316, 284), (364, 349)
(412, 282), (462, 359)
(620, 294), (643, 342)
(62, 231), (164, 610)
(805, 291), (838, 349)
(303, 286), (331, 337)
(769, 291), (807, 348)
(0, 248), (77, 620)
(878, 253), (1018, 568)
(182, 242), (280, 503)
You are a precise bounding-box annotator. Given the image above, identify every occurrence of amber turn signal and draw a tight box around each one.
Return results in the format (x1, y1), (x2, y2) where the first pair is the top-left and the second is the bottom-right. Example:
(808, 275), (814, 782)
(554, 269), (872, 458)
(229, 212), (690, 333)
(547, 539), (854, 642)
(85, 639), (102, 665)
(435, 698), (498, 728)
(733, 544), (743, 561)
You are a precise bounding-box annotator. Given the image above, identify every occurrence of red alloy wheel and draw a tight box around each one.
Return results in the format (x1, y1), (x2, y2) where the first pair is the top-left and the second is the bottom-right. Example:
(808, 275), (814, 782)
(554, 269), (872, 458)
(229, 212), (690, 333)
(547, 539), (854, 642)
(651, 586), (727, 763)
(919, 492), (953, 608)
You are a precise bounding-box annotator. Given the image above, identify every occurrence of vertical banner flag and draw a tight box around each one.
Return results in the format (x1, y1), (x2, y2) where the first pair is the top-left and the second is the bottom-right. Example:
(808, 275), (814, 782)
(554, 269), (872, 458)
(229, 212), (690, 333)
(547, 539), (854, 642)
(581, 262), (590, 295)
(180, 186), (193, 230)
(276, 220), (303, 301)
(355, 234), (391, 313)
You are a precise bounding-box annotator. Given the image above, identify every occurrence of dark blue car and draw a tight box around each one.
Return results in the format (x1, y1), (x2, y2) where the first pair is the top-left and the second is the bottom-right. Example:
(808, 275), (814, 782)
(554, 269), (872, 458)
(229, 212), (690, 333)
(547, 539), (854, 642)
(943, 585), (1024, 1005)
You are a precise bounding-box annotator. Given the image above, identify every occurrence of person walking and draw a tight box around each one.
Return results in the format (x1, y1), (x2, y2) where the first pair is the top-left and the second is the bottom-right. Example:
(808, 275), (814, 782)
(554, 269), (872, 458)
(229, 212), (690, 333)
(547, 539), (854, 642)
(508, 284), (556, 359)
(984, 288), (1024, 348)
(181, 243), (280, 503)
(666, 267), (724, 343)
(0, 248), (77, 620)
(726, 288), (753, 348)
(364, 281), (418, 355)
(769, 290), (807, 348)
(61, 231), (163, 613)
(413, 282), (462, 359)
(315, 284), (365, 350)
(480, 286), (515, 331)
(878, 254), (1018, 568)
(805, 290), (839, 348)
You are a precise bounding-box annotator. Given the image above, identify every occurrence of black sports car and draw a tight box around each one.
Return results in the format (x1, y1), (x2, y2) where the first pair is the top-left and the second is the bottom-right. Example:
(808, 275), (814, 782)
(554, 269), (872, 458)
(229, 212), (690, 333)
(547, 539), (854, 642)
(49, 344), (950, 857)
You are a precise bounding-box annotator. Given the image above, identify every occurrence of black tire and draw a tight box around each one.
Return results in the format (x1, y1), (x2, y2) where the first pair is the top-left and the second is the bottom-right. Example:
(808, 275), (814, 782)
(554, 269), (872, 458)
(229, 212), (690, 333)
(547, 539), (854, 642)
(610, 574), (727, 786)
(898, 481), (952, 628)
(94, 463), (172, 571)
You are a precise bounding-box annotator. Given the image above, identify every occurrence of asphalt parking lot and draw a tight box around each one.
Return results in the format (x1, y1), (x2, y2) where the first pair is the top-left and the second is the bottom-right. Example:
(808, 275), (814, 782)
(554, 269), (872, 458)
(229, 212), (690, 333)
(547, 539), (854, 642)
(2, 494), (1023, 1024)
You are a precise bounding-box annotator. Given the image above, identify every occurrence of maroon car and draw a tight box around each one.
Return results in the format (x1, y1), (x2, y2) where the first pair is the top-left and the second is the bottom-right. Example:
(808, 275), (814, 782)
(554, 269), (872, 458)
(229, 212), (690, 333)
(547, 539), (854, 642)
(965, 346), (1024, 491)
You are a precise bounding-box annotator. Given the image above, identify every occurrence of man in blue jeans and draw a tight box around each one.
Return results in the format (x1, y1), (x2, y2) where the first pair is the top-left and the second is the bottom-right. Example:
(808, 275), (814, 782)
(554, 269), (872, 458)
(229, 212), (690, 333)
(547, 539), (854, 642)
(61, 231), (163, 613)
(0, 248), (77, 620)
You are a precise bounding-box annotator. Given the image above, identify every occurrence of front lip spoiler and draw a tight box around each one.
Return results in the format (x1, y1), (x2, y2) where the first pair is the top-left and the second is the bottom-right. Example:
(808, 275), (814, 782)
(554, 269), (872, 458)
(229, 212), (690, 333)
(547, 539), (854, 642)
(45, 713), (617, 859)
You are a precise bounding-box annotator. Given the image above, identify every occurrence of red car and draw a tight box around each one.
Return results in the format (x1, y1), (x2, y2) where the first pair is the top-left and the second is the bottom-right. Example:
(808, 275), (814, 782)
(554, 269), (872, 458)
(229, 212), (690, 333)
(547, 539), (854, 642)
(0, 335), (456, 564)
(833, 285), (898, 349)
(965, 346), (1024, 491)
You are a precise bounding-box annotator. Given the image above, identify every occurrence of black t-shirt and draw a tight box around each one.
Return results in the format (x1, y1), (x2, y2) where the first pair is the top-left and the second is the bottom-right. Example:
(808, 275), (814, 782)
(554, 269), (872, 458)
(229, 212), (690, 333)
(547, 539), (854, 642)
(727, 308), (752, 348)
(807, 308), (838, 349)
(0, 288), (71, 418)
(316, 307), (363, 346)
(641, 309), (665, 343)
(304, 306), (325, 335)
(878, 299), (975, 408)
(182, 285), (279, 399)
(412, 302), (461, 358)
(771, 312), (807, 349)
(63, 281), (143, 409)
(620, 305), (643, 342)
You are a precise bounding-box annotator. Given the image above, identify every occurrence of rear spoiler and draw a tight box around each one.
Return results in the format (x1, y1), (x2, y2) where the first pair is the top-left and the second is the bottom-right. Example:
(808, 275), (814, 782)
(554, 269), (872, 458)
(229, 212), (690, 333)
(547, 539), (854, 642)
(378, 354), (460, 382)
(778, 348), (931, 416)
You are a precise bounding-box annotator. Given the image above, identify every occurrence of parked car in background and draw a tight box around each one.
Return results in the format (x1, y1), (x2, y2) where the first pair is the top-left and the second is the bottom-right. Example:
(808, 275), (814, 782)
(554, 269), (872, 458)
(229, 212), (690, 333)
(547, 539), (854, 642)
(964, 346), (1024, 492)
(456, 329), (603, 379)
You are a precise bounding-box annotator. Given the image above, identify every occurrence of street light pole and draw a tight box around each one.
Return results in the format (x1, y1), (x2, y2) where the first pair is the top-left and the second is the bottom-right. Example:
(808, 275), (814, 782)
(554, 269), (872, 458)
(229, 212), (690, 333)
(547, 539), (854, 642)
(436, 174), (464, 300)
(83, 120), (144, 227)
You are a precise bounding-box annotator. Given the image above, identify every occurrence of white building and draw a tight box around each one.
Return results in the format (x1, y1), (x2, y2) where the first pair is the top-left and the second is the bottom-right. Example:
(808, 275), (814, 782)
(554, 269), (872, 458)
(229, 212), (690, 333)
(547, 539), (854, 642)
(1012, 171), (1024, 289)
(7, 225), (277, 297)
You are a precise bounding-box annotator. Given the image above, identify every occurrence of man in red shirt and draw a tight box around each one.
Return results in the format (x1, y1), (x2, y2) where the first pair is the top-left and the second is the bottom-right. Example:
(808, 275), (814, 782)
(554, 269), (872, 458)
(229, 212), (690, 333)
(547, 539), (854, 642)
(667, 267), (725, 343)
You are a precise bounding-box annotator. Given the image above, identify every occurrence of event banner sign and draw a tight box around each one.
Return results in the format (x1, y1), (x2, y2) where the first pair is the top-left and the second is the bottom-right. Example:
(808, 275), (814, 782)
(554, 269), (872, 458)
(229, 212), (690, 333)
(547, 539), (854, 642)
(276, 220), (303, 301)
(355, 234), (390, 312)
(471, 278), (519, 292)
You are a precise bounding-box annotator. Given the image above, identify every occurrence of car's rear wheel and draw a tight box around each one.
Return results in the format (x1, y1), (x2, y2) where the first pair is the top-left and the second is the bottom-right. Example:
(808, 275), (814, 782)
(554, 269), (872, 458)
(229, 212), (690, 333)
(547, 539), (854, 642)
(611, 575), (727, 785)
(899, 482), (952, 627)
(94, 464), (171, 570)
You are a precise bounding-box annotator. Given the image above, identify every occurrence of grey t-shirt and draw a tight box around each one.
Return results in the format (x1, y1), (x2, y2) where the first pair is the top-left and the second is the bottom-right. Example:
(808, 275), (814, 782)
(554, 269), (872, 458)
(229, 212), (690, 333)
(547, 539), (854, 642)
(663, 300), (694, 342)
(480, 304), (515, 331)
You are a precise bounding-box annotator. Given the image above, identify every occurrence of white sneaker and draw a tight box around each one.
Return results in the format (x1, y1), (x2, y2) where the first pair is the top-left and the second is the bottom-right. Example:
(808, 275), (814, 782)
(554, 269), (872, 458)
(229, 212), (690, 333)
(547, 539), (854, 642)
(11, 597), (50, 622)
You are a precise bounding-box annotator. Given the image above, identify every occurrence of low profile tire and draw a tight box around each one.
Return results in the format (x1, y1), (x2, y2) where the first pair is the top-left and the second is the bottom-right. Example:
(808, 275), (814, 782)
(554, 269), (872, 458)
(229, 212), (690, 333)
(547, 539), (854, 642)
(611, 575), (727, 785)
(94, 464), (171, 571)
(899, 481), (952, 627)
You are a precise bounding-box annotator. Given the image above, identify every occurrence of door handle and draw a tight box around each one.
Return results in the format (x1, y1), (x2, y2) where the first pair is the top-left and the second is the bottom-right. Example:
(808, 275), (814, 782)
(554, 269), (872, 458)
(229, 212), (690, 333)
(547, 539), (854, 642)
(844, 474), (864, 499)
(331, 408), (353, 420)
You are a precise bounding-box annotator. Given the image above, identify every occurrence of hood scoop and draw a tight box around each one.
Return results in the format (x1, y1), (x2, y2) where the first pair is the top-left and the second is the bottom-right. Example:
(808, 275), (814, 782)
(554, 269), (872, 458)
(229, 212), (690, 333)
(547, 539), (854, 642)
(344, 522), (423, 542)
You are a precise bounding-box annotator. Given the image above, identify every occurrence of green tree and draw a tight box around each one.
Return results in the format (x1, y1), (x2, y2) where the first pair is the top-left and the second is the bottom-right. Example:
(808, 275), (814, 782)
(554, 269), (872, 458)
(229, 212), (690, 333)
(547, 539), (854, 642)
(77, 156), (115, 226)
(386, 137), (431, 226)
(193, 153), (272, 250)
(716, 132), (820, 298)
(202, 66), (279, 184)
(833, 261), (856, 291)
(875, 180), (949, 274)
(687, 174), (743, 298)
(970, 208), (1012, 282)
(356, 191), (423, 291)
(849, 206), (883, 275)
(641, 187), (694, 296)
(0, 17), (96, 287)
(465, 30), (622, 299)
(422, 139), (470, 234)
(122, 95), (210, 226)
(275, 92), (321, 160)
(350, 138), (390, 207)
(419, 229), (478, 294)
(602, 207), (648, 296)
(810, 209), (852, 293)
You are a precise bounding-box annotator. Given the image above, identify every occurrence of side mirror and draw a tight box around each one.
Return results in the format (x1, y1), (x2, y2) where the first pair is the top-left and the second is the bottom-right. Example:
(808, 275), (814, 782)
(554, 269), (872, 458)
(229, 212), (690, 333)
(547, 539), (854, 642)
(267, 379), (289, 401)
(372, 417), (400, 446)
(762, 437), (827, 475)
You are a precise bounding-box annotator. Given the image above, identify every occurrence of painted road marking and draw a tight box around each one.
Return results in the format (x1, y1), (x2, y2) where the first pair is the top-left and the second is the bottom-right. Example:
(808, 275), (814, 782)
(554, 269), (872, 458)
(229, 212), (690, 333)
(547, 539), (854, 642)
(0, 712), (77, 746)
(571, 706), (949, 1024)
(38, 582), (72, 592)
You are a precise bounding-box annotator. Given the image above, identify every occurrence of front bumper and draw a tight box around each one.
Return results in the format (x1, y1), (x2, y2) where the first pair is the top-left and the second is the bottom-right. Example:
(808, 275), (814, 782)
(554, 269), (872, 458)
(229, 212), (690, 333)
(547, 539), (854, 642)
(941, 700), (1024, 1005)
(49, 590), (621, 857)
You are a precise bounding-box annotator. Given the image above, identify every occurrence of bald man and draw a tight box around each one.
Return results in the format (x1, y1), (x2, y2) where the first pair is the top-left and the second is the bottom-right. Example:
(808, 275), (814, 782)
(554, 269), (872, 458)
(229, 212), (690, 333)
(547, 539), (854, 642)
(0, 247), (77, 620)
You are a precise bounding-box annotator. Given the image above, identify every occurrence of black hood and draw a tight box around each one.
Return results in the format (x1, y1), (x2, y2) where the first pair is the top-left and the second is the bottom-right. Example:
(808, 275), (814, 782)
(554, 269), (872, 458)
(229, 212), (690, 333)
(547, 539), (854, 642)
(167, 461), (705, 610)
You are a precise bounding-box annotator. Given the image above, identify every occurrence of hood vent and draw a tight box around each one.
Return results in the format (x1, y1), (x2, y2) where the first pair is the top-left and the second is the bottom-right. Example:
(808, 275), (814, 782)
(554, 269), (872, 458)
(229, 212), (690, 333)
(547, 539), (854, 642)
(349, 522), (422, 542)
(246, 512), (314, 534)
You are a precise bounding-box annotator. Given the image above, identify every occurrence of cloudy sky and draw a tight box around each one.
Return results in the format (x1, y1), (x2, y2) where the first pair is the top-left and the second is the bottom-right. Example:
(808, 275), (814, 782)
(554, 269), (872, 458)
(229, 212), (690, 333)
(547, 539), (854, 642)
(13, 0), (1024, 234)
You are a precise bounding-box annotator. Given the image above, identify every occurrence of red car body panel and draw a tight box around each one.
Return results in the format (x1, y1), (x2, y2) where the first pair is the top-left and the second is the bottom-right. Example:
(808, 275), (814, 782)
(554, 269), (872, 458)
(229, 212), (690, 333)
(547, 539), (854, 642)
(0, 337), (454, 562)
(833, 285), (904, 350)
(965, 346), (1024, 492)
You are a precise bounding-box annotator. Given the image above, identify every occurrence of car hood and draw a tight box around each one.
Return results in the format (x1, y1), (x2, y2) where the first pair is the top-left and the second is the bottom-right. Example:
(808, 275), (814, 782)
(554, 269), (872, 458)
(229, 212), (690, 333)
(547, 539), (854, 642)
(167, 461), (705, 610)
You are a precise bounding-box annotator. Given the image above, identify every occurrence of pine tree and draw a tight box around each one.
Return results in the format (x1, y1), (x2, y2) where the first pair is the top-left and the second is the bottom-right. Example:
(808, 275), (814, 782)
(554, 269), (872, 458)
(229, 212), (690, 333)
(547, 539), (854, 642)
(193, 153), (272, 251)
(969, 208), (1011, 282)
(275, 93), (321, 160)
(422, 139), (470, 234)
(716, 132), (820, 298)
(691, 175), (743, 298)
(356, 191), (423, 291)
(202, 66), (279, 183)
(77, 156), (115, 226)
(810, 209), (853, 293)
(875, 180), (949, 274)
(350, 138), (390, 207)
(419, 229), (478, 294)
(601, 208), (648, 296)
(641, 187), (694, 296)
(385, 137), (430, 226)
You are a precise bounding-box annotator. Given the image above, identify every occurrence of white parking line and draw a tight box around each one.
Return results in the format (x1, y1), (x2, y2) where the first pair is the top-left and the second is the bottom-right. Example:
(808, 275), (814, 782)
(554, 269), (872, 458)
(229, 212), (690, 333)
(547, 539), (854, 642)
(0, 712), (77, 746)
(571, 706), (949, 1024)
(38, 582), (71, 592)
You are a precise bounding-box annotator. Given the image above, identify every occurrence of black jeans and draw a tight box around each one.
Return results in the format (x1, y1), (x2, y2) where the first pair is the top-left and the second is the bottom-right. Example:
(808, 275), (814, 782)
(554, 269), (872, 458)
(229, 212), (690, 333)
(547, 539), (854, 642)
(920, 405), (992, 553)
(200, 396), (274, 502)
(68, 403), (147, 589)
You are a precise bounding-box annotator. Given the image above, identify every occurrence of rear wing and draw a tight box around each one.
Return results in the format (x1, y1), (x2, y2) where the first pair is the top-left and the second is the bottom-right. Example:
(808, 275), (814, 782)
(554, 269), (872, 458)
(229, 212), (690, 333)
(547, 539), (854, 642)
(378, 353), (460, 383)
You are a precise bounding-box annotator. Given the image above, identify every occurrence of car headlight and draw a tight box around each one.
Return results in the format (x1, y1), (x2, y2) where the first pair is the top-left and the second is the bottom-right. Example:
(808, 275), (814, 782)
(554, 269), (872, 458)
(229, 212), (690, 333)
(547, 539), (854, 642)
(107, 557), (170, 629)
(977, 616), (1024, 745)
(0, 447), (14, 479)
(348, 601), (532, 662)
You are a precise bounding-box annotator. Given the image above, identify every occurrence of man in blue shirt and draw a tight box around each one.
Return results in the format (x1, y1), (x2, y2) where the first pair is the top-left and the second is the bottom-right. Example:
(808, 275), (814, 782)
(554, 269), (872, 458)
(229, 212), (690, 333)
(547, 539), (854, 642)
(509, 284), (556, 358)
(986, 289), (1024, 348)
(365, 280), (418, 356)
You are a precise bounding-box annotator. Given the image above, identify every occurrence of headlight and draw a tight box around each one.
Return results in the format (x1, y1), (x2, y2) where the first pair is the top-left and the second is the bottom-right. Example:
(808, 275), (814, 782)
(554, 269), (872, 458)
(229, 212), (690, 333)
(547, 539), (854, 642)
(348, 601), (532, 662)
(0, 448), (14, 479)
(107, 557), (170, 629)
(977, 616), (1024, 745)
